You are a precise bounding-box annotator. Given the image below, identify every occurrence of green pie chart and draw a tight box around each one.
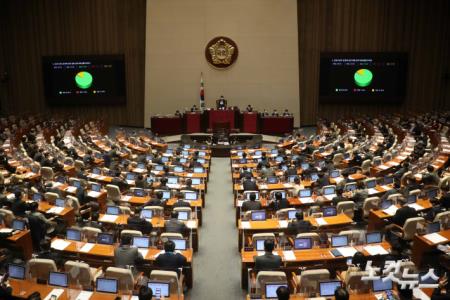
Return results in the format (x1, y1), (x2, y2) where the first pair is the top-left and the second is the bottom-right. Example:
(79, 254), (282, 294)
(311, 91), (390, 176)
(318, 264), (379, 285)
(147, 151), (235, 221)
(75, 71), (93, 89)
(354, 69), (373, 87)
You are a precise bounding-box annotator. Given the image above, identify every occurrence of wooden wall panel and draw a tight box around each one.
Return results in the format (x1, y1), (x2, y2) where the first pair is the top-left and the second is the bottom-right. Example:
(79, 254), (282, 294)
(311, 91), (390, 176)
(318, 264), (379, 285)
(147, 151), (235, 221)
(298, 0), (450, 125)
(0, 0), (146, 127)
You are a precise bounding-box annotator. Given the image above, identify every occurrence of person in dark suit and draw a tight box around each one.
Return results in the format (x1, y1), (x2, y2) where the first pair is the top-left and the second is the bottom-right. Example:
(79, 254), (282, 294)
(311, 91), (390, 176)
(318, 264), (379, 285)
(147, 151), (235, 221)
(243, 174), (258, 191)
(114, 234), (144, 268)
(135, 174), (146, 189)
(315, 172), (330, 189)
(155, 240), (188, 270)
(172, 193), (191, 208)
(276, 286), (290, 300)
(127, 207), (153, 234)
(138, 286), (153, 300)
(158, 177), (170, 190)
(239, 166), (253, 180)
(254, 240), (282, 270)
(335, 287), (350, 300)
(287, 211), (312, 235)
(242, 193), (262, 212)
(11, 190), (27, 217)
(183, 179), (197, 191)
(385, 197), (418, 251)
(37, 240), (63, 268)
(164, 211), (187, 235)
(332, 188), (348, 206)
(269, 192), (289, 211)
(27, 202), (52, 251)
(85, 211), (103, 229)
(143, 191), (165, 207)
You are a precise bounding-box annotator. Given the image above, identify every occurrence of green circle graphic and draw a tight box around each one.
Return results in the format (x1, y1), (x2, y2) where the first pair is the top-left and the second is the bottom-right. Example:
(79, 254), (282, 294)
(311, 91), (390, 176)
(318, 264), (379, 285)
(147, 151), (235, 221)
(354, 69), (373, 87)
(75, 71), (93, 89)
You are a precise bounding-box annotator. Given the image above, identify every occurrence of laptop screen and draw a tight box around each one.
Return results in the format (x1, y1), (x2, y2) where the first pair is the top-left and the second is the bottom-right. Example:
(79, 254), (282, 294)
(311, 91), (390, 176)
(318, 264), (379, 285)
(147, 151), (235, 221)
(162, 191), (171, 199)
(140, 209), (153, 219)
(126, 173), (135, 180)
(265, 282), (288, 299)
(330, 170), (340, 178)
(179, 158), (187, 164)
(167, 177), (178, 184)
(345, 183), (357, 192)
(8, 264), (25, 280)
(96, 278), (118, 294)
(299, 189), (312, 198)
(288, 210), (299, 220)
(148, 281), (170, 297)
(255, 239), (266, 251)
(366, 180), (377, 189)
(92, 168), (101, 175)
(319, 281), (342, 297)
(91, 184), (101, 192)
(73, 180), (81, 188)
(134, 189), (145, 197)
(97, 233), (114, 245)
(267, 177), (278, 184)
(12, 219), (26, 231)
(197, 158), (205, 164)
(191, 178), (201, 185)
(161, 157), (169, 163)
(288, 175), (297, 183)
(246, 193), (259, 200)
(198, 151), (206, 157)
(407, 194), (417, 204)
(56, 176), (66, 184)
(427, 189), (438, 199)
(372, 277), (393, 292)
(251, 211), (266, 221)
(323, 206), (337, 217)
(174, 166), (184, 172)
(66, 228), (82, 241)
(106, 206), (120, 215)
(193, 167), (204, 173)
(271, 149), (278, 154)
(32, 193), (43, 201)
(301, 163), (309, 170)
(55, 199), (65, 208)
(132, 236), (150, 248)
(49, 272), (68, 287)
(154, 165), (164, 171)
(185, 192), (197, 200)
(275, 156), (283, 163)
(384, 176), (394, 185)
(427, 222), (441, 234)
(380, 200), (393, 209)
(323, 187), (335, 195)
(137, 163), (146, 169)
(255, 151), (262, 156)
(168, 238), (187, 250)
(366, 232), (382, 244)
(331, 235), (348, 247)
(294, 238), (312, 250)
(178, 211), (189, 221)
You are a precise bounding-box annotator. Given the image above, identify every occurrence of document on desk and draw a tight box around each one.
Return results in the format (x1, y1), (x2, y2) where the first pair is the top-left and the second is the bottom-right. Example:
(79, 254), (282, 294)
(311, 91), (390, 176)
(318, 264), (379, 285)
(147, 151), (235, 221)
(278, 220), (288, 228)
(87, 191), (101, 198)
(383, 205), (398, 216)
(397, 155), (407, 160)
(47, 207), (65, 214)
(336, 246), (358, 257)
(100, 214), (118, 222)
(126, 180), (135, 185)
(80, 243), (95, 253)
(51, 239), (71, 251)
(121, 195), (132, 202)
(407, 203), (424, 211)
(377, 165), (389, 170)
(283, 183), (292, 188)
(315, 218), (327, 226)
(364, 245), (389, 256)
(258, 184), (268, 189)
(75, 291), (93, 300)
(65, 186), (77, 193)
(257, 251), (265, 256)
(0, 228), (13, 234)
(241, 221), (251, 229)
(237, 200), (244, 207)
(138, 249), (149, 258)
(283, 251), (297, 261)
(367, 188), (379, 195)
(186, 220), (197, 228)
(44, 288), (65, 300)
(300, 197), (314, 204)
(187, 173), (193, 177)
(423, 233), (448, 244)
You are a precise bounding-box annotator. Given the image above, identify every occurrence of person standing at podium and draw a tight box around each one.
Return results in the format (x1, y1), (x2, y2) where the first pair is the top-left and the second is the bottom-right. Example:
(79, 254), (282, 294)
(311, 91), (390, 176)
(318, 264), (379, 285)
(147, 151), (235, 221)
(216, 95), (227, 110)
(246, 104), (253, 112)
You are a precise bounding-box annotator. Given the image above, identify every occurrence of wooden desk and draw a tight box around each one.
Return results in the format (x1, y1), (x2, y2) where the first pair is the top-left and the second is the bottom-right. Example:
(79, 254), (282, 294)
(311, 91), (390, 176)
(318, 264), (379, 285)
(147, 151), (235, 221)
(38, 201), (75, 226)
(3, 229), (33, 259)
(246, 293), (388, 299)
(412, 229), (450, 267)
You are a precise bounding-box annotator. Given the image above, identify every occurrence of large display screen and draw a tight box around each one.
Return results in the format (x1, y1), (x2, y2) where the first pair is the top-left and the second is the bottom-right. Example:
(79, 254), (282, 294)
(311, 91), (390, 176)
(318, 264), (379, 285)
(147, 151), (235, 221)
(319, 52), (408, 103)
(42, 55), (126, 105)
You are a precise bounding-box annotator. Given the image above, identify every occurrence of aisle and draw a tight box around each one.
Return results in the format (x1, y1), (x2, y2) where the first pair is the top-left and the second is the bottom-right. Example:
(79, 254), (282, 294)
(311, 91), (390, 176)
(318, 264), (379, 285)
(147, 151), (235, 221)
(187, 158), (246, 299)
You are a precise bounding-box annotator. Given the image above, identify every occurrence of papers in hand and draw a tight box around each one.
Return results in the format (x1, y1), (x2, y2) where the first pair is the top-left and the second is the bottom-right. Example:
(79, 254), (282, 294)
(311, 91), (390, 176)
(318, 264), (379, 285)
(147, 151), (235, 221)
(79, 243), (95, 253)
(278, 220), (288, 228)
(75, 291), (93, 300)
(100, 214), (118, 222)
(336, 246), (358, 257)
(51, 239), (71, 250)
(47, 207), (65, 214)
(383, 205), (398, 216)
(423, 233), (448, 244)
(241, 221), (251, 229)
(364, 245), (389, 256)
(315, 218), (327, 226)
(44, 288), (65, 300)
(283, 251), (297, 261)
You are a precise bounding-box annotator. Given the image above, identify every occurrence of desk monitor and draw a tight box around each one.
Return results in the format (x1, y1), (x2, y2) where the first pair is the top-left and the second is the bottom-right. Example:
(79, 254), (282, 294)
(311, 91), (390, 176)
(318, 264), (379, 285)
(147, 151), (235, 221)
(197, 158), (205, 164)
(72, 180), (81, 188)
(165, 149), (173, 154)
(12, 219), (26, 231)
(366, 232), (382, 244)
(281, 165), (288, 171)
(427, 188), (439, 200)
(140, 209), (153, 219)
(49, 272), (68, 288)
(294, 238), (312, 250)
(344, 152), (350, 160)
(288, 210), (300, 220)
(299, 189), (312, 198)
(275, 156), (283, 163)
(345, 183), (357, 192)
(137, 163), (146, 169)
(419, 271), (439, 285)
(407, 194), (418, 204)
(323, 206), (337, 217)
(177, 211), (189, 221)
(168, 238), (187, 251)
(380, 200), (393, 210)
(323, 186), (335, 196)
(92, 168), (101, 175)
(255, 239), (266, 251)
(55, 176), (66, 184)
(319, 280), (342, 297)
(174, 166), (184, 172)
(273, 191), (286, 199)
(193, 167), (204, 173)
(97, 233), (114, 245)
(146, 155), (153, 161)
(191, 178), (201, 185)
(331, 235), (348, 247)
(148, 281), (170, 298)
(310, 173), (319, 181)
(198, 151), (206, 157)
(301, 163), (310, 170)
(183, 145), (191, 149)
(133, 189), (145, 197)
(317, 161), (326, 168)
(96, 278), (118, 294)
(161, 157), (169, 163)
(255, 150), (262, 156)
(66, 228), (82, 241)
(162, 191), (171, 200)
(91, 183), (101, 192)
(330, 170), (340, 178)
(8, 264), (25, 280)
(126, 173), (136, 181)
(372, 277), (393, 292)
(32, 193), (43, 201)
(271, 149), (278, 154)
(55, 198), (66, 208)
(251, 210), (266, 221)
(132, 236), (150, 248)
(384, 176), (394, 185)
(288, 175), (297, 183)
(266, 176), (278, 184)
(106, 206), (120, 215)
(427, 222), (441, 234)
(366, 179), (377, 189)
(184, 192), (197, 200)
(237, 151), (243, 157)
(168, 177), (178, 184)
(154, 165), (164, 171)
(265, 282), (288, 299)
(246, 192), (259, 200)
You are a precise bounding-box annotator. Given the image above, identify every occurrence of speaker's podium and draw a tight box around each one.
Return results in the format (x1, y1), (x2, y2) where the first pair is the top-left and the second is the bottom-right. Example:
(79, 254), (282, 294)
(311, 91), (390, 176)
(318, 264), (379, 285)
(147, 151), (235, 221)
(241, 112), (258, 133)
(185, 111), (202, 133)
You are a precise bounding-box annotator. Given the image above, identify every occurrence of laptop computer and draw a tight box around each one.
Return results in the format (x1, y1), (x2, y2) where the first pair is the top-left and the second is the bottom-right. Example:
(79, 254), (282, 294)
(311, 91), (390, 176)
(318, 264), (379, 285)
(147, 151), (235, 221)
(174, 166), (184, 172)
(72, 180), (81, 188)
(167, 177), (178, 184)
(32, 193), (43, 201)
(384, 176), (394, 185)
(66, 228), (82, 241)
(191, 178), (201, 185)
(137, 163), (146, 169)
(299, 189), (312, 198)
(380, 200), (394, 210)
(319, 280), (342, 297)
(12, 219), (26, 231)
(301, 163), (309, 170)
(168, 238), (187, 250)
(148, 281), (170, 298)
(96, 278), (118, 294)
(246, 192), (260, 200)
(331, 235), (348, 248)
(366, 232), (382, 244)
(55, 198), (65, 208)
(184, 192), (197, 200)
(178, 211), (189, 221)
(288, 210), (300, 220)
(344, 183), (357, 192)
(161, 157), (169, 163)
(251, 211), (266, 221)
(267, 177), (278, 184)
(366, 179), (377, 189)
(162, 191), (171, 200)
(198, 151), (206, 157)
(106, 206), (120, 215)
(132, 236), (150, 248)
(407, 194), (418, 204)
(330, 170), (340, 178)
(154, 165), (164, 171)
(323, 206), (337, 217)
(372, 277), (393, 292)
(48, 272), (68, 288)
(427, 189), (439, 200)
(265, 282), (288, 299)
(294, 238), (312, 250)
(310, 173), (319, 181)
(255, 239), (266, 251)
(288, 175), (297, 183)
(140, 209), (153, 219)
(193, 167), (204, 173)
(91, 183), (101, 192)
(126, 173), (136, 181)
(97, 233), (114, 245)
(197, 158), (205, 164)
(427, 222), (441, 234)
(133, 189), (145, 197)
(8, 264), (25, 280)
(323, 186), (336, 196)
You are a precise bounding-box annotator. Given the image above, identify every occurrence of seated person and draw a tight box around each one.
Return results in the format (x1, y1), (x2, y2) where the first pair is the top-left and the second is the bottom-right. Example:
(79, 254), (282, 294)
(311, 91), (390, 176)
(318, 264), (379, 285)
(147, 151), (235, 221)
(190, 104), (198, 112)
(242, 193), (261, 212)
(183, 179), (197, 191)
(114, 234), (144, 268)
(254, 239), (282, 270)
(337, 251), (367, 284)
(135, 174), (147, 189)
(272, 109), (279, 116)
(243, 174), (258, 191)
(138, 285), (153, 300)
(335, 287), (349, 300)
(276, 286), (290, 300)
(287, 211), (312, 235)
(37, 239), (63, 268)
(282, 109), (291, 117)
(385, 197), (418, 251)
(127, 207), (153, 234)
(216, 96), (227, 110)
(173, 192), (191, 208)
(143, 191), (165, 207)
(155, 240), (188, 270)
(269, 192), (289, 211)
(246, 104), (253, 112)
(164, 211), (187, 235)
(85, 211), (103, 229)
(426, 186), (450, 221)
(332, 188), (347, 206)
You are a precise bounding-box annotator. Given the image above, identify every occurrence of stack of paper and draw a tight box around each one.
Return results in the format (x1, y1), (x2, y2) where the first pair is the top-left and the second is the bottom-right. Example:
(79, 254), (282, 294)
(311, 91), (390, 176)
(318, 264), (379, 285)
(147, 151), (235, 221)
(259, 184), (268, 189)
(75, 291), (93, 300)
(383, 205), (398, 216)
(241, 221), (251, 229)
(0, 228), (13, 234)
(423, 233), (448, 244)
(44, 288), (65, 300)
(87, 191), (101, 198)
(336, 246), (358, 257)
(368, 188), (379, 195)
(283, 183), (292, 188)
(100, 215), (118, 222)
(278, 220), (288, 228)
(364, 245), (389, 256)
(378, 165), (389, 170)
(301, 198), (314, 204)
(65, 186), (77, 193)
(80, 243), (95, 253)
(186, 220), (197, 228)
(315, 218), (328, 226)
(121, 195), (132, 202)
(407, 203), (424, 211)
(47, 207), (65, 214)
(51, 239), (71, 251)
(283, 251), (297, 261)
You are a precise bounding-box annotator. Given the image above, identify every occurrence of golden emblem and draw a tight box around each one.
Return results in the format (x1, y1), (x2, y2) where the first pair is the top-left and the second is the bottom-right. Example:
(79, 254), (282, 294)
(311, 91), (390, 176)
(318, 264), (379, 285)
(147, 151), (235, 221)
(209, 38), (235, 65)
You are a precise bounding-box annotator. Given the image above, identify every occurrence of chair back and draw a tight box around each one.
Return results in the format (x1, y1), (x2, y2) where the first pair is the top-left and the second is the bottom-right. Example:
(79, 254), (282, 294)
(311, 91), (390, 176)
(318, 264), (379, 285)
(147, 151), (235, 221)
(27, 258), (57, 282)
(298, 269), (330, 294)
(336, 201), (355, 219)
(345, 271), (370, 292)
(252, 233), (276, 248)
(64, 260), (95, 289)
(143, 206), (164, 217)
(275, 208), (296, 220)
(434, 211), (450, 229)
(41, 167), (54, 181)
(120, 229), (143, 239)
(44, 192), (59, 204)
(256, 271), (287, 295)
(361, 160), (371, 174)
(82, 226), (102, 242)
(105, 267), (134, 291)
(106, 185), (121, 202)
(403, 217), (425, 240)
(363, 197), (380, 217)
(295, 233), (320, 246)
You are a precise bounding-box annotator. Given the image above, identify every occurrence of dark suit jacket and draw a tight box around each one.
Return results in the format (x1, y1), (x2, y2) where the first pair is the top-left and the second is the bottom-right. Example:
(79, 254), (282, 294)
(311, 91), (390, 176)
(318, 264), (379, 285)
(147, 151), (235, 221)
(243, 180), (258, 191)
(127, 216), (153, 234)
(392, 206), (418, 227)
(270, 198), (289, 211)
(143, 198), (164, 207)
(164, 219), (187, 234)
(242, 200), (262, 212)
(254, 252), (282, 270)
(37, 250), (63, 268)
(155, 252), (187, 270)
(173, 200), (191, 208)
(287, 219), (312, 235)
